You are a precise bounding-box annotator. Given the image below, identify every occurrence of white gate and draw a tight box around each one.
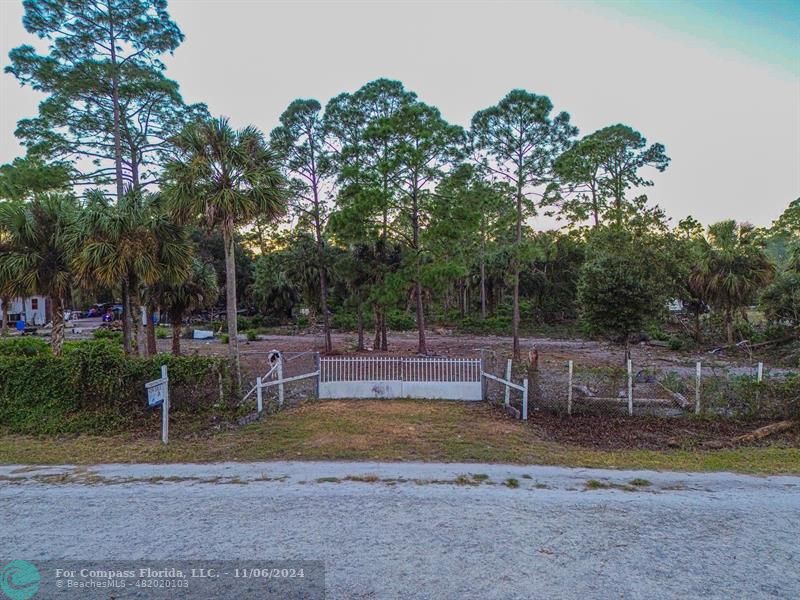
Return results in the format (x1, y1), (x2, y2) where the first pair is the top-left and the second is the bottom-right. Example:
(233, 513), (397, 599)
(319, 356), (482, 401)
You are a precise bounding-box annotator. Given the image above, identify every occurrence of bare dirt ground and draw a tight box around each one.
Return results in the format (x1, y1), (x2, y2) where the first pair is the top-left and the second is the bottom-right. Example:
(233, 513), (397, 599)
(152, 328), (774, 369)
(64, 315), (785, 372)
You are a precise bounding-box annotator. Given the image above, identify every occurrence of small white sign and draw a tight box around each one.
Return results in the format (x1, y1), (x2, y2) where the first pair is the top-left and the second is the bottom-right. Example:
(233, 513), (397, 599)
(145, 366), (170, 444)
(146, 380), (167, 407)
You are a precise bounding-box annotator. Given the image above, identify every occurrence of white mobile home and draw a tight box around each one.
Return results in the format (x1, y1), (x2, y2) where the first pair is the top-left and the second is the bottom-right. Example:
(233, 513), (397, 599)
(0, 296), (49, 327)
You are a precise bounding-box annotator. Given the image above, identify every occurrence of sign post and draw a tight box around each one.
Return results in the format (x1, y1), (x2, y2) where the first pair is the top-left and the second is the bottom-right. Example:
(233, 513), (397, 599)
(146, 365), (170, 444)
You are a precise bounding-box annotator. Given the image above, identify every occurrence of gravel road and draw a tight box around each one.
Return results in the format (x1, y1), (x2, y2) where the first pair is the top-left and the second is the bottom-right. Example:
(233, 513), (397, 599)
(1, 462), (798, 599)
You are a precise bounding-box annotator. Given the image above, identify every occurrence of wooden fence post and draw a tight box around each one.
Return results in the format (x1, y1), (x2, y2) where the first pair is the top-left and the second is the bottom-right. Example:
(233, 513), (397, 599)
(567, 360), (573, 416)
(256, 376), (263, 413)
(695, 361), (702, 414)
(757, 362), (763, 383)
(627, 359), (633, 416)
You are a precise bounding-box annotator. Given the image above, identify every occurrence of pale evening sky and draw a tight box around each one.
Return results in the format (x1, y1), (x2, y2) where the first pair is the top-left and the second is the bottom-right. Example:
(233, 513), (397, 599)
(0, 0), (798, 228)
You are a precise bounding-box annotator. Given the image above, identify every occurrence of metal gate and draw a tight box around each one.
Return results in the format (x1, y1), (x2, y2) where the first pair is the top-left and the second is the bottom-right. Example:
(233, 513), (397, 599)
(319, 356), (482, 401)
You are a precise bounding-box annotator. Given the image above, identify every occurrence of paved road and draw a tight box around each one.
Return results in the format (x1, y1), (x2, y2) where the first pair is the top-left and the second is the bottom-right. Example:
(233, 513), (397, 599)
(1, 462), (798, 599)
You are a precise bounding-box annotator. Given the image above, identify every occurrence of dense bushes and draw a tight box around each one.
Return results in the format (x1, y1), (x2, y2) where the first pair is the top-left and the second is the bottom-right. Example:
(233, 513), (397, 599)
(703, 373), (800, 420)
(93, 327), (122, 343)
(0, 340), (230, 434)
(0, 337), (51, 356)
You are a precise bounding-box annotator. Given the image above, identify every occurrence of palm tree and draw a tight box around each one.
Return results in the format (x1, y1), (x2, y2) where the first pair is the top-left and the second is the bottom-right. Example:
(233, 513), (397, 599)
(72, 189), (192, 355)
(165, 117), (286, 389)
(154, 258), (219, 355)
(0, 194), (78, 354)
(690, 220), (775, 345)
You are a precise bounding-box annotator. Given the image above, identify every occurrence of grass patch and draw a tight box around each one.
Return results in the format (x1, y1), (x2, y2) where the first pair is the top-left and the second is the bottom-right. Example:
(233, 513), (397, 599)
(315, 476), (341, 484)
(454, 474), (479, 486)
(504, 477), (520, 488)
(585, 479), (610, 490)
(629, 478), (652, 487)
(0, 400), (798, 474)
(471, 473), (490, 482)
(344, 474), (380, 483)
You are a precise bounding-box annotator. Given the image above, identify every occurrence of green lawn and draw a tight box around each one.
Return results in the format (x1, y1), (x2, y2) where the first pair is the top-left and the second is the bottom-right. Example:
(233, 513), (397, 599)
(1, 400), (798, 474)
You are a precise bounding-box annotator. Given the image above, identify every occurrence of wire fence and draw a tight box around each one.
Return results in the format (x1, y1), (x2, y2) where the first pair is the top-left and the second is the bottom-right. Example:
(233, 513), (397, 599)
(527, 359), (799, 420)
(238, 348), (798, 422)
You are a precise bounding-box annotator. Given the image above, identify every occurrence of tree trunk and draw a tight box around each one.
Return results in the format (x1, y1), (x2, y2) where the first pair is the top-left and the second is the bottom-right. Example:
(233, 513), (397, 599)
(122, 277), (133, 354)
(512, 179), (523, 360)
(373, 305), (381, 350)
(480, 254), (487, 320)
(171, 309), (183, 356)
(1, 296), (9, 337)
(381, 316), (387, 351)
(107, 9), (125, 202)
(318, 261), (332, 353)
(694, 310), (703, 344)
(356, 303), (365, 351)
(133, 299), (145, 357)
(725, 308), (734, 346)
(50, 294), (64, 356)
(146, 302), (157, 356)
(415, 281), (427, 355)
(223, 224), (242, 391)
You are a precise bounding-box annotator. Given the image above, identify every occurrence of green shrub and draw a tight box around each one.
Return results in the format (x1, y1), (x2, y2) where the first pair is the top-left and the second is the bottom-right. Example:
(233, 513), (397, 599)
(0, 337), (51, 356)
(386, 310), (415, 331)
(220, 333), (229, 344)
(296, 315), (309, 328)
(457, 315), (511, 335)
(667, 337), (684, 351)
(331, 311), (358, 331)
(0, 341), (230, 434)
(92, 327), (122, 343)
(155, 325), (170, 339)
(246, 330), (258, 342)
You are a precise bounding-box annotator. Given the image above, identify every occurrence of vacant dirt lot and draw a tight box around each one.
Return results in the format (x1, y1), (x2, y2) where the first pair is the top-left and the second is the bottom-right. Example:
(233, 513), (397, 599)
(156, 328), (765, 369)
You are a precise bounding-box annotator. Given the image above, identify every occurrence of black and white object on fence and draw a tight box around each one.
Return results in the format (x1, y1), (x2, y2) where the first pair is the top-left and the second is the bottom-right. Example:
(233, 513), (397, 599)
(145, 365), (169, 444)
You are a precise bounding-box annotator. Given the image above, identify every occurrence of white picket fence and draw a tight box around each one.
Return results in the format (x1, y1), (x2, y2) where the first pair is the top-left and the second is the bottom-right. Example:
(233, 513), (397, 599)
(319, 356), (483, 401)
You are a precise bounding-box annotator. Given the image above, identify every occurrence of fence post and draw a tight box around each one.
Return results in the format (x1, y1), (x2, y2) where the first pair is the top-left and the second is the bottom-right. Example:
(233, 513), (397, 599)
(627, 359), (633, 416)
(567, 360), (573, 416)
(695, 361), (702, 414)
(256, 376), (263, 413)
(315, 353), (321, 399)
(504, 359), (512, 407)
(522, 378), (528, 421)
(757, 362), (763, 383)
(161, 365), (169, 445)
(480, 350), (488, 401)
(277, 357), (285, 407)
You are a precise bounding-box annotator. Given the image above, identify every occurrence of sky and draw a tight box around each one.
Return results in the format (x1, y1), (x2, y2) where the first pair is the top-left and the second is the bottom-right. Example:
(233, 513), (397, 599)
(0, 0), (798, 228)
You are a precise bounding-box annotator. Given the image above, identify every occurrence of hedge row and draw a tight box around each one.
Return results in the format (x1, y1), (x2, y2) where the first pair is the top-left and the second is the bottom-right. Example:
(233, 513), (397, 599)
(0, 340), (230, 434)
